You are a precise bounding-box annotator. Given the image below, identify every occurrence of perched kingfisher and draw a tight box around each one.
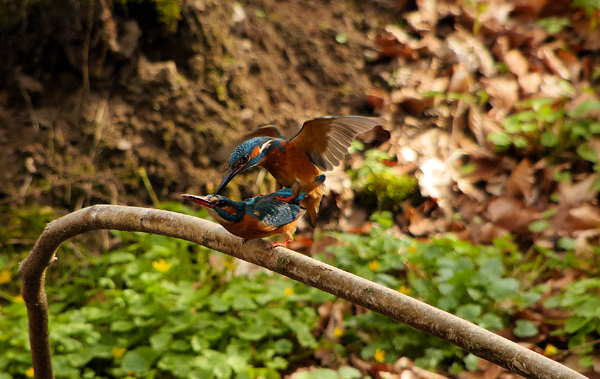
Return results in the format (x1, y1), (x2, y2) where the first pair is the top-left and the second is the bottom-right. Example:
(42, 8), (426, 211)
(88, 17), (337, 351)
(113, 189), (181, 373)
(215, 116), (386, 227)
(181, 187), (308, 248)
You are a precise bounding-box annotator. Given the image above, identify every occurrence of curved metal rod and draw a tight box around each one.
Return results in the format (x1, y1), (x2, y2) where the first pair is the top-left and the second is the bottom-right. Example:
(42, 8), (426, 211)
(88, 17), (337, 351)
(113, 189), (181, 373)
(19, 205), (585, 379)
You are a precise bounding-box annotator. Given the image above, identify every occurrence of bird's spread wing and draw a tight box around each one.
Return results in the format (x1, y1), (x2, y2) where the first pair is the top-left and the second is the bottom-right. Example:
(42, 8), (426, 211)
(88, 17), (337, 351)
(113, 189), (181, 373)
(249, 200), (305, 231)
(288, 116), (386, 171)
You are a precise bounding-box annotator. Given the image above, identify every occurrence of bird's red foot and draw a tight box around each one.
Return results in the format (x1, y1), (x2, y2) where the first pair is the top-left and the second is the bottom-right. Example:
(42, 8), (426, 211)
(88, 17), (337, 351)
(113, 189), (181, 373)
(275, 194), (296, 202)
(270, 240), (291, 248)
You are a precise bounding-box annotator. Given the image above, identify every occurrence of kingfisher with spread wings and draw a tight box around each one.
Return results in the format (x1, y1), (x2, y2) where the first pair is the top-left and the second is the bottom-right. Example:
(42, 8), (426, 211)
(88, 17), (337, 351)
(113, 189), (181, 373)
(215, 116), (386, 227)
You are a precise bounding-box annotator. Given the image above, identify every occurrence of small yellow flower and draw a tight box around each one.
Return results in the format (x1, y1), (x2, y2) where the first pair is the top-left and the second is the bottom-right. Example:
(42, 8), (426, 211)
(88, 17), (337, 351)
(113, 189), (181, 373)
(113, 347), (126, 358)
(408, 246), (417, 253)
(284, 287), (294, 297)
(13, 295), (24, 303)
(152, 259), (172, 272)
(545, 344), (559, 356)
(398, 285), (412, 295)
(25, 367), (34, 378)
(333, 326), (344, 337)
(368, 260), (380, 271)
(0, 269), (12, 284)
(374, 348), (386, 363)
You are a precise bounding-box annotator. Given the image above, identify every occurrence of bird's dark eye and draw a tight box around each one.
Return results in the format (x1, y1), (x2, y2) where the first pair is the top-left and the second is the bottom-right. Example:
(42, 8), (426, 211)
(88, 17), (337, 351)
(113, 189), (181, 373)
(242, 153), (250, 162)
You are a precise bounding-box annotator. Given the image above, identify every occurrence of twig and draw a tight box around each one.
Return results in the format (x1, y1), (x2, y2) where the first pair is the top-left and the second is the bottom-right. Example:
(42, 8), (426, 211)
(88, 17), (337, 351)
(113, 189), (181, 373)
(19, 205), (586, 379)
(82, 0), (94, 93)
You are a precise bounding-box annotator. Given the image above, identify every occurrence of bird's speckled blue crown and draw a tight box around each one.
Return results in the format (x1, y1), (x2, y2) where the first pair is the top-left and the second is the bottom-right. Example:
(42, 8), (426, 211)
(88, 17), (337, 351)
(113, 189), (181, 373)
(229, 137), (273, 167)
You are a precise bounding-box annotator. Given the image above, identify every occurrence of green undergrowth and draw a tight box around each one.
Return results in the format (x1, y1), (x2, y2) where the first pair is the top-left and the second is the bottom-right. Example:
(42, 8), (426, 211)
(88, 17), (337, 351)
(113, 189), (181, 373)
(315, 217), (545, 373)
(2, 205), (599, 377)
(350, 146), (419, 212)
(488, 97), (600, 169)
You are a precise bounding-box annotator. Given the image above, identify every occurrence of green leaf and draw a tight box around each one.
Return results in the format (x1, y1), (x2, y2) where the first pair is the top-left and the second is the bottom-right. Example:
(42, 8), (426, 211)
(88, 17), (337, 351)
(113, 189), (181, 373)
(231, 295), (257, 311)
(570, 99), (600, 118)
(313, 368), (339, 379)
(456, 304), (481, 322)
(577, 143), (598, 163)
(528, 220), (548, 233)
(513, 320), (539, 338)
(540, 131), (558, 147)
(150, 332), (173, 352)
(108, 251), (136, 264)
(293, 371), (317, 379)
(274, 339), (293, 354)
(580, 355), (595, 367)
(170, 340), (191, 352)
(191, 335), (210, 352)
(121, 347), (157, 374)
(565, 316), (591, 333)
(513, 136), (529, 148)
(553, 170), (571, 182)
(464, 353), (479, 372)
(339, 366), (362, 379)
(238, 323), (268, 341)
(479, 313), (504, 331)
(488, 278), (519, 300)
(536, 17), (570, 34)
(557, 237), (577, 251)
(111, 320), (135, 332)
(335, 33), (348, 44)
(266, 356), (288, 370)
(158, 353), (195, 378)
(488, 132), (511, 147)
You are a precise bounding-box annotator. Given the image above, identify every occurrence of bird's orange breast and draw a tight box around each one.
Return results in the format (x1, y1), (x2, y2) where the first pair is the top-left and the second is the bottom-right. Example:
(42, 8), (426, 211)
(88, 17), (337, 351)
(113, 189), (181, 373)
(222, 213), (277, 240)
(260, 143), (323, 190)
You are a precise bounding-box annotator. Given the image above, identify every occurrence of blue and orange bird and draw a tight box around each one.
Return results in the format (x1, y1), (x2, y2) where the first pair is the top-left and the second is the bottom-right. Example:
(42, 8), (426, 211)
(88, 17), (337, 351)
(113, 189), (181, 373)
(181, 186), (310, 248)
(215, 116), (386, 227)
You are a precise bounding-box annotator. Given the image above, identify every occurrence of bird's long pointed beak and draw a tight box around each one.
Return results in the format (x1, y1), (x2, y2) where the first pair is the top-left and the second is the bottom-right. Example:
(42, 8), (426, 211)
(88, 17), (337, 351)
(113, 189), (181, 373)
(181, 194), (216, 208)
(215, 166), (242, 195)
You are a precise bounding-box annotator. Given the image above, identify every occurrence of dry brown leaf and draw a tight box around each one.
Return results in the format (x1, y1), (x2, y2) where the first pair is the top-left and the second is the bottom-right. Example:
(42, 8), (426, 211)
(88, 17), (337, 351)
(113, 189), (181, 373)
(482, 78), (519, 113)
(420, 34), (446, 58)
(416, 0), (438, 30)
(583, 26), (600, 51)
(538, 46), (570, 80)
(539, 74), (571, 99)
(384, 25), (422, 50)
(405, 11), (430, 32)
(366, 90), (388, 111)
(479, 222), (510, 243)
(448, 64), (473, 93)
(391, 88), (434, 115)
(557, 50), (581, 84)
(513, 0), (548, 16)
(487, 197), (539, 234)
(505, 158), (535, 204)
(492, 36), (510, 62)
(467, 106), (501, 156)
(567, 205), (600, 231)
(408, 207), (438, 236)
(446, 29), (497, 77)
(504, 50), (529, 77)
(466, 157), (502, 182)
(557, 174), (600, 205)
(518, 72), (542, 95)
(411, 365), (450, 379)
(464, 0), (514, 34)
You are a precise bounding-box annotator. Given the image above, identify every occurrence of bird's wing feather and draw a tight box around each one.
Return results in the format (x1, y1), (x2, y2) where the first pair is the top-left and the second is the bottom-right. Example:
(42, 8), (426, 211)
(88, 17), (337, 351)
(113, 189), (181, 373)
(249, 200), (305, 231)
(288, 116), (386, 171)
